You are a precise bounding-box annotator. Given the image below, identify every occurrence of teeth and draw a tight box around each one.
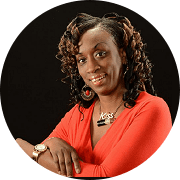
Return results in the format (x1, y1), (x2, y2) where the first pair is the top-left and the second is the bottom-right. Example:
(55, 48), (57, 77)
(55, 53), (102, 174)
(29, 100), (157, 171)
(91, 75), (105, 82)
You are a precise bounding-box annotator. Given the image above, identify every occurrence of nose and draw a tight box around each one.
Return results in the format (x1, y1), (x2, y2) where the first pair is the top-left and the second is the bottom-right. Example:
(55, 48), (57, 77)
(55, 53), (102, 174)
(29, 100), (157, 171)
(86, 56), (100, 73)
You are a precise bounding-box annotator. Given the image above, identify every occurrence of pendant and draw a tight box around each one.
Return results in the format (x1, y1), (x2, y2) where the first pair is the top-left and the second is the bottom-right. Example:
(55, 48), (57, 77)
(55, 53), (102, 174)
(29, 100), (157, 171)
(97, 117), (115, 127)
(97, 112), (115, 127)
(99, 112), (114, 120)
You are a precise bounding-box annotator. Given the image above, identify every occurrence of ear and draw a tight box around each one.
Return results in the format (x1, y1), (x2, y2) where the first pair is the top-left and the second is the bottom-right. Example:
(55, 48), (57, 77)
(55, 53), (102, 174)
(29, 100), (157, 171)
(119, 48), (127, 65)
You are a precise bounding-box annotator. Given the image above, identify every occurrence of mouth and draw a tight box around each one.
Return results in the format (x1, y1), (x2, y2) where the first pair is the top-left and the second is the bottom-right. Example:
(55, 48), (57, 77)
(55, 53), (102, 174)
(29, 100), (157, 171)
(89, 74), (106, 85)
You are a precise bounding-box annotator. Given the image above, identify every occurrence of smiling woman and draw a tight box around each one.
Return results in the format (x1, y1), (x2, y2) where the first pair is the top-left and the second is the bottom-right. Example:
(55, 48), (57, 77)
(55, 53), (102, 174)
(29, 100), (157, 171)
(15, 12), (172, 178)
(76, 27), (126, 97)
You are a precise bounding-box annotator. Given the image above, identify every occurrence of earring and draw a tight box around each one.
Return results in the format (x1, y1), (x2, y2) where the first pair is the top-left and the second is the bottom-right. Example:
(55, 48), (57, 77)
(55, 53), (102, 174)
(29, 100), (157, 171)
(81, 84), (95, 101)
(123, 66), (129, 78)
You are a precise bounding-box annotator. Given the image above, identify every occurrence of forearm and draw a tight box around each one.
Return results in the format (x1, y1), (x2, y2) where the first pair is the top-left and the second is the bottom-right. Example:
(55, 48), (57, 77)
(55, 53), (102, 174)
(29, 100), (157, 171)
(16, 138), (34, 158)
(16, 138), (58, 174)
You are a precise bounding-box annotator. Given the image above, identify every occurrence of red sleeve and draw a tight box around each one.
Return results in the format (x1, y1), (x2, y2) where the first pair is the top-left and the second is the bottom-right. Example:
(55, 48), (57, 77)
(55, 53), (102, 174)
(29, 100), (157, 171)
(73, 97), (172, 177)
(41, 105), (78, 144)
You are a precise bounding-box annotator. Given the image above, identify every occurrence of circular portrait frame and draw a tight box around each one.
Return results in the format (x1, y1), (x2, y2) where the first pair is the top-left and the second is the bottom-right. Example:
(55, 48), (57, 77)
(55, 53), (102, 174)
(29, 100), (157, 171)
(1, 1), (179, 179)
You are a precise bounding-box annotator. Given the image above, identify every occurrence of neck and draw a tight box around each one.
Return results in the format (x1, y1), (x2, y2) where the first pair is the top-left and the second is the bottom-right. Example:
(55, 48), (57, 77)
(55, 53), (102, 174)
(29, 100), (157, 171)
(98, 87), (127, 113)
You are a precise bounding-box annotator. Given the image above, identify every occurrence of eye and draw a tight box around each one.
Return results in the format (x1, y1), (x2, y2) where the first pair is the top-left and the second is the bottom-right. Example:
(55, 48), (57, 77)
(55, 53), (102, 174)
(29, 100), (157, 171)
(95, 51), (106, 58)
(77, 58), (86, 64)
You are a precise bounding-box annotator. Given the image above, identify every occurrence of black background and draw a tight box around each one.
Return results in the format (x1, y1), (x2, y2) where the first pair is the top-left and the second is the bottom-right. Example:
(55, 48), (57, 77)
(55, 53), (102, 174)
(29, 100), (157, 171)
(1, 1), (179, 145)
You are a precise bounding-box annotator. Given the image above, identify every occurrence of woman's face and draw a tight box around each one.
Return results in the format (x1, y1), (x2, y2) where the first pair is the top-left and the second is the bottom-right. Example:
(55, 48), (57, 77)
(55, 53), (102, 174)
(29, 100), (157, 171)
(76, 26), (125, 96)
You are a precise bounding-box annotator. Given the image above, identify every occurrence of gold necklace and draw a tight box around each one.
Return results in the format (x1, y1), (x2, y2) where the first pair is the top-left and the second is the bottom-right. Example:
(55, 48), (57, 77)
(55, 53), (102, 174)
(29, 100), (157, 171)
(97, 100), (124, 127)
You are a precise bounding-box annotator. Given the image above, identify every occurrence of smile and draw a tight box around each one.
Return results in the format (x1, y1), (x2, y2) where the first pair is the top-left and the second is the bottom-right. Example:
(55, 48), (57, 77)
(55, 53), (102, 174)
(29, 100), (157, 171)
(90, 74), (106, 83)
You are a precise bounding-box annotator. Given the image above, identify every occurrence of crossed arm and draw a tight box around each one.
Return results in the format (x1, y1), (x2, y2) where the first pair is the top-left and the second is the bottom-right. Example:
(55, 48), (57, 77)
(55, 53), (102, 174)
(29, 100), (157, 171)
(16, 98), (172, 177)
(16, 137), (81, 177)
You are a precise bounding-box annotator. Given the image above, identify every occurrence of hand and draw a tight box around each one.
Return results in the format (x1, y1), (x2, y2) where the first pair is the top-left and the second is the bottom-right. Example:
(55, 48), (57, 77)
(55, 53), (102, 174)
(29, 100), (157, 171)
(44, 137), (81, 177)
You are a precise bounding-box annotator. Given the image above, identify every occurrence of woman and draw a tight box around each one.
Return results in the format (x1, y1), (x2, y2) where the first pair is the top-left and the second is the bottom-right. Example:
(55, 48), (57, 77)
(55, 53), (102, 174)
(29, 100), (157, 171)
(16, 13), (172, 177)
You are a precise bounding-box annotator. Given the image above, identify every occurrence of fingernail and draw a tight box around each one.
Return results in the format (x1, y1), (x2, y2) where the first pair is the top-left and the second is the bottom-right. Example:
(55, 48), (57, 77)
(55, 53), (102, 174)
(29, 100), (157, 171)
(76, 169), (80, 174)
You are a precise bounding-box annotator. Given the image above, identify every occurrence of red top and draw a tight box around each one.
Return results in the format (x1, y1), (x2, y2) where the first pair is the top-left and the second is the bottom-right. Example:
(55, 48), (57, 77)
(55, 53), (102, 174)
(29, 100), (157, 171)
(42, 91), (172, 177)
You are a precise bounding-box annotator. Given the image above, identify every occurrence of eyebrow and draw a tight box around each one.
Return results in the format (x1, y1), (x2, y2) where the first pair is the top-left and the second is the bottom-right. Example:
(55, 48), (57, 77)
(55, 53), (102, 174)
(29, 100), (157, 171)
(78, 42), (107, 55)
(94, 42), (107, 49)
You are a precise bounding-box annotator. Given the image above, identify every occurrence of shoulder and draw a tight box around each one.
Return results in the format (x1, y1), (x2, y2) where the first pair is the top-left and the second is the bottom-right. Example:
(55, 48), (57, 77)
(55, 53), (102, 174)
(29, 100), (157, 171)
(136, 91), (169, 109)
(134, 91), (171, 121)
(62, 102), (94, 124)
(63, 104), (80, 121)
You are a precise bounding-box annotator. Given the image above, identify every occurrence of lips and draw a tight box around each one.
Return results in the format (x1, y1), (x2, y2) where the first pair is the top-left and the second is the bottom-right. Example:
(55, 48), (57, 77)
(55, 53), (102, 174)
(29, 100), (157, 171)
(89, 74), (106, 84)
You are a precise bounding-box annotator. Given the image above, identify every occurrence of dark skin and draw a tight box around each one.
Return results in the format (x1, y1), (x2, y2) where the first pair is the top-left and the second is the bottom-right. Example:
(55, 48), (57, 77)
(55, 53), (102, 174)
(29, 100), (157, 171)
(16, 137), (81, 177)
(16, 26), (127, 177)
(77, 27), (127, 149)
(91, 99), (126, 150)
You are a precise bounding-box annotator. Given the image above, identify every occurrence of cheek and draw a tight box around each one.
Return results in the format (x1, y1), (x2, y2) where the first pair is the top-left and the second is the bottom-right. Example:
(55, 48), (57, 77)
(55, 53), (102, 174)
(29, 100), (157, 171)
(111, 59), (123, 78)
(108, 55), (122, 72)
(78, 67), (87, 82)
(77, 66), (83, 76)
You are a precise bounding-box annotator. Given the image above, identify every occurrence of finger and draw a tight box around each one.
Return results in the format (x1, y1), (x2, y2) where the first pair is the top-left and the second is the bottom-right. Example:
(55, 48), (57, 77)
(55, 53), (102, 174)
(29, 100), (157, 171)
(63, 150), (73, 177)
(51, 153), (61, 173)
(71, 150), (81, 174)
(58, 150), (67, 176)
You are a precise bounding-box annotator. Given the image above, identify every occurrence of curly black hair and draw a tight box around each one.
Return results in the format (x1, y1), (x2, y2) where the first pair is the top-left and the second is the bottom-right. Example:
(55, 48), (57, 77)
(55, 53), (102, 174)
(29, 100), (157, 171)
(56, 12), (156, 108)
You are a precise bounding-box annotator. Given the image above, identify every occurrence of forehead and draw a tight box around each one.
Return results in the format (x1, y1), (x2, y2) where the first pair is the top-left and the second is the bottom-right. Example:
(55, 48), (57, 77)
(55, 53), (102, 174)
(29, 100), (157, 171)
(78, 27), (115, 52)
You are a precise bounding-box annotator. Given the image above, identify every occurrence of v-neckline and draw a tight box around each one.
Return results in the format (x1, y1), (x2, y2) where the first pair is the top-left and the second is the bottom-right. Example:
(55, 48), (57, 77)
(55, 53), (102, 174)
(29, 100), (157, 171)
(88, 100), (128, 152)
(87, 91), (146, 152)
